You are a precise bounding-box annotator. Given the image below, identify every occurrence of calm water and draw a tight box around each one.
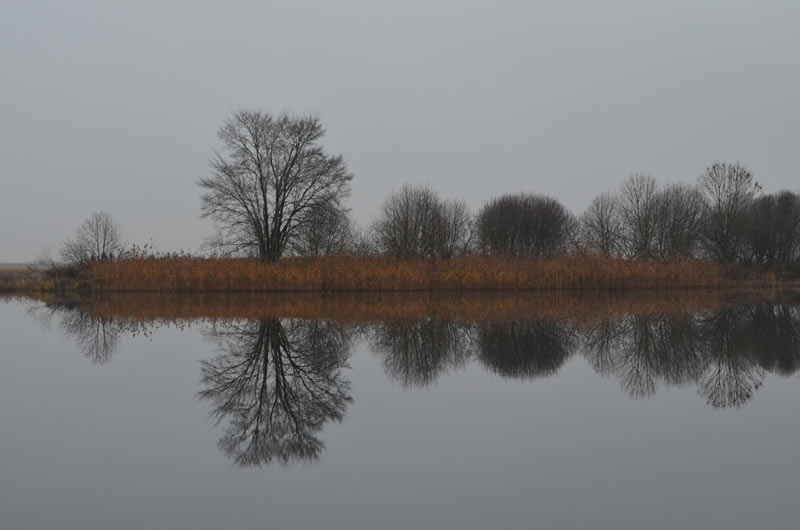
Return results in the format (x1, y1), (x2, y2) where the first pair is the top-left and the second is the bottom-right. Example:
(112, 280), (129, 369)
(1, 293), (799, 529)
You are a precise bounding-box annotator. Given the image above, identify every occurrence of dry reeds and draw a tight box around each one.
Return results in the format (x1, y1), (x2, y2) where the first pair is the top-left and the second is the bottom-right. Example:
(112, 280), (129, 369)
(0, 268), (45, 292)
(76, 254), (752, 293)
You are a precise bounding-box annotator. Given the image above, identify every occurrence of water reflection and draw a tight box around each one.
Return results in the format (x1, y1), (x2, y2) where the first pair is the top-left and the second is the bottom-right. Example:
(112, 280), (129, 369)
(371, 319), (472, 388)
(198, 319), (352, 466)
(476, 320), (576, 380)
(27, 302), (142, 364)
(21, 292), (800, 465)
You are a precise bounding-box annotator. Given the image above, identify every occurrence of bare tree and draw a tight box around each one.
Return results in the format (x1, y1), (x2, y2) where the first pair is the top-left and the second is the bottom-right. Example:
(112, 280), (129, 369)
(580, 192), (622, 257)
(747, 191), (800, 265)
(431, 198), (473, 258)
(198, 110), (353, 261)
(290, 202), (355, 257)
(698, 162), (761, 262)
(476, 193), (571, 257)
(772, 191), (800, 264)
(373, 184), (471, 259)
(652, 183), (706, 260)
(618, 174), (659, 259)
(564, 212), (583, 254)
(60, 211), (124, 265)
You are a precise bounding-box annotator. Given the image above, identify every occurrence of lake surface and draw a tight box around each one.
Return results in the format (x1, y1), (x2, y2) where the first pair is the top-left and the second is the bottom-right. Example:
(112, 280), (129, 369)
(1, 292), (799, 530)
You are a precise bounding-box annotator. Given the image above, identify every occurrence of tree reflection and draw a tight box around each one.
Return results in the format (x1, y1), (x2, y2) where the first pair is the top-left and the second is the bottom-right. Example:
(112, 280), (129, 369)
(475, 320), (576, 379)
(746, 305), (800, 375)
(610, 315), (702, 400)
(579, 304), (800, 408)
(23, 295), (800, 420)
(370, 319), (473, 388)
(59, 312), (124, 365)
(27, 303), (127, 364)
(198, 319), (353, 467)
(697, 308), (766, 408)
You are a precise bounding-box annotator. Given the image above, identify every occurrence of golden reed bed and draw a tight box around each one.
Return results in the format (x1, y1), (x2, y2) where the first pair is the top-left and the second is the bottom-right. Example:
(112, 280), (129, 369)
(78, 255), (775, 292)
(19, 289), (800, 325)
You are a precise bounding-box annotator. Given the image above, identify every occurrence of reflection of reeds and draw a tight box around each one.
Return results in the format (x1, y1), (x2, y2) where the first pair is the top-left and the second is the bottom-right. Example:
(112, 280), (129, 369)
(81, 255), (748, 292)
(24, 289), (800, 325)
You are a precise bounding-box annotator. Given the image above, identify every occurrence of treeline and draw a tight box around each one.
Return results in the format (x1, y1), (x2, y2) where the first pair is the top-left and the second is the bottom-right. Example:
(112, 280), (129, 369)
(295, 161), (799, 267)
(38, 107), (800, 293)
(34, 161), (800, 293)
(49, 109), (799, 272)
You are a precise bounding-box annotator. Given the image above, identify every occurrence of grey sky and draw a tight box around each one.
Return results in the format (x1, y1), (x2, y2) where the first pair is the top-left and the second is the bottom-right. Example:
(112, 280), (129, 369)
(1, 0), (798, 261)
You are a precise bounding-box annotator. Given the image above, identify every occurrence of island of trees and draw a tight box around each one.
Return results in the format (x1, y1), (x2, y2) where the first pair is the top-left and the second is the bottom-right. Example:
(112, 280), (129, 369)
(4, 109), (800, 293)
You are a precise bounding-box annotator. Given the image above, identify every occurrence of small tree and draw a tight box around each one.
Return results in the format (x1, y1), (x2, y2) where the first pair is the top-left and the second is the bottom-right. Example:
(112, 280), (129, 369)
(60, 211), (124, 265)
(772, 191), (800, 264)
(747, 191), (800, 265)
(580, 192), (622, 257)
(290, 202), (355, 257)
(476, 193), (571, 257)
(373, 184), (471, 259)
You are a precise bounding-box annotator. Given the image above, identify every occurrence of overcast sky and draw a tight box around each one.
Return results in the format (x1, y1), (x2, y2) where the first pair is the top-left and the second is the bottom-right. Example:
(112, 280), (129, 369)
(1, 0), (798, 261)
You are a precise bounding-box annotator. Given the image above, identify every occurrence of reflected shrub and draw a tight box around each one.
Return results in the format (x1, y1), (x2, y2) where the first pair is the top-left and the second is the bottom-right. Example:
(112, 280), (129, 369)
(475, 320), (576, 379)
(370, 319), (473, 388)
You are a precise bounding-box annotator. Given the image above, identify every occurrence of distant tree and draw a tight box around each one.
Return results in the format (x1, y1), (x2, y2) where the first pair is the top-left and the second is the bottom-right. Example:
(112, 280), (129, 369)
(564, 212), (583, 254)
(748, 195), (780, 264)
(618, 174), (659, 259)
(290, 202), (355, 257)
(747, 191), (800, 265)
(350, 224), (380, 256)
(580, 192), (622, 257)
(476, 193), (570, 257)
(373, 184), (471, 259)
(698, 162), (761, 262)
(198, 110), (353, 261)
(60, 211), (124, 265)
(772, 191), (800, 264)
(652, 183), (706, 260)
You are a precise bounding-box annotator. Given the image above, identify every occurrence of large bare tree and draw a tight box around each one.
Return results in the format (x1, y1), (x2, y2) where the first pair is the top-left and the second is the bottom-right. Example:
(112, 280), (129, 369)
(199, 110), (353, 261)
